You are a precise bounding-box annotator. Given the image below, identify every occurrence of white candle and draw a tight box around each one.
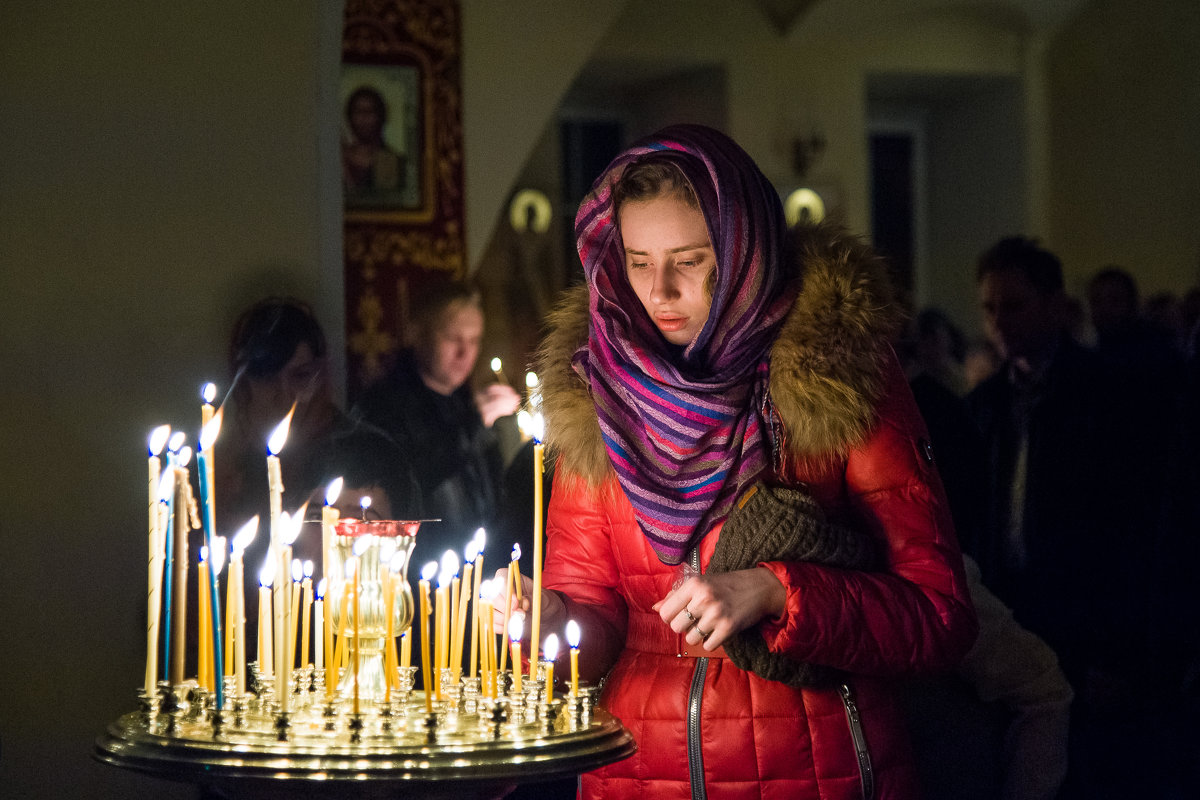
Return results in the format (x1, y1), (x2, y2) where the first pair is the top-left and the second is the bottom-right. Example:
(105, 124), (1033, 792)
(266, 411), (292, 710)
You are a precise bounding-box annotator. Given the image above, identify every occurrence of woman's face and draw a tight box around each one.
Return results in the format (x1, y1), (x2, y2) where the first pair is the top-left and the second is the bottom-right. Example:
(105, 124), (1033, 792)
(618, 194), (715, 347)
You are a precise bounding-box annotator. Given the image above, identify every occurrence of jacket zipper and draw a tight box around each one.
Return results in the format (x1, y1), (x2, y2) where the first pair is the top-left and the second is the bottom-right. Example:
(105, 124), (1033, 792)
(840, 682), (875, 800)
(685, 547), (708, 800)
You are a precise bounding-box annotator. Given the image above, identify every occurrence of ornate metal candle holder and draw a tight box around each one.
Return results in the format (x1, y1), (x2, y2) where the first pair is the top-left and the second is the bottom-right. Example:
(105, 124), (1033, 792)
(97, 666), (633, 798)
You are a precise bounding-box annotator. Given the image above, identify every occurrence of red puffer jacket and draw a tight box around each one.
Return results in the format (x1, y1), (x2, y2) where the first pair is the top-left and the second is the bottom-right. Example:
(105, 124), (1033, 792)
(537, 223), (978, 799)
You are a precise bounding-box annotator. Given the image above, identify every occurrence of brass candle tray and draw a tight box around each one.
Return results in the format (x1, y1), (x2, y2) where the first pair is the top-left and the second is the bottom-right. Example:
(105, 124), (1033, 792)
(95, 684), (635, 799)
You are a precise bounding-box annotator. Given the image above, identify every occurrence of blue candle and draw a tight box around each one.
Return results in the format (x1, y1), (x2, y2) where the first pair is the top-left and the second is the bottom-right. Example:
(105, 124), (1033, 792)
(197, 414), (225, 709)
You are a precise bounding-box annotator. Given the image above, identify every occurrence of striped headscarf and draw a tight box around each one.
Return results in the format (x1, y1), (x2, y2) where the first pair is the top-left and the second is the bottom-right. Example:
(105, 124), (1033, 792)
(574, 124), (796, 564)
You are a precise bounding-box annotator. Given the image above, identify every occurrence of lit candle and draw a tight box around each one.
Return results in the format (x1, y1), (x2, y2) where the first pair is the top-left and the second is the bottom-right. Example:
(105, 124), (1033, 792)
(230, 517), (258, 695)
(144, 438), (171, 696)
(476, 578), (493, 696)
(197, 412), (225, 707)
(490, 356), (507, 384)
(508, 613), (524, 694)
(198, 548), (211, 690)
(314, 578), (326, 671)
(566, 620), (581, 698)
(266, 409), (292, 710)
(530, 413), (545, 683)
(435, 556), (452, 698)
(200, 383), (218, 533)
(481, 578), (501, 698)
(322, 477), (343, 586)
(542, 633), (559, 696)
(419, 561), (437, 712)
(500, 543), (520, 673)
(258, 559), (274, 676)
(469, 529), (485, 678)
(300, 560), (314, 668)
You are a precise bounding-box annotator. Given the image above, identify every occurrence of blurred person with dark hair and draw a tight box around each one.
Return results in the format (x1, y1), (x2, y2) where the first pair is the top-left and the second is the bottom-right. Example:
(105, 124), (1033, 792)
(216, 297), (421, 533)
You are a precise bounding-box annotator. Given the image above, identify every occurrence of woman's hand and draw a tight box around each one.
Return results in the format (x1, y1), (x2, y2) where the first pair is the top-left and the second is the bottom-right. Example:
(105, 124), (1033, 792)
(490, 568), (567, 636)
(653, 567), (786, 651)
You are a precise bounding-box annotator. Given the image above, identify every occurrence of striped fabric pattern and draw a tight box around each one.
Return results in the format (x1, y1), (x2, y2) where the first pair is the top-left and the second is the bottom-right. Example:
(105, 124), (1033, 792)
(573, 125), (796, 564)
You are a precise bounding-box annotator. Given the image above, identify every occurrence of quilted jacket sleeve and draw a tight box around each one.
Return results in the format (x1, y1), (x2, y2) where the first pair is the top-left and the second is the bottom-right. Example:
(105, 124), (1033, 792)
(541, 471), (629, 683)
(758, 356), (978, 676)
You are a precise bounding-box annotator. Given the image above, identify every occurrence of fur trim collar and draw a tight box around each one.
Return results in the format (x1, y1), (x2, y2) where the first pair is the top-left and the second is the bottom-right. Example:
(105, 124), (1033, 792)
(537, 221), (902, 487)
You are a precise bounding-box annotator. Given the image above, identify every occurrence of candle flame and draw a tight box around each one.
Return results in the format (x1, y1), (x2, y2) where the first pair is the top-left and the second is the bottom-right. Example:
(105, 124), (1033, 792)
(199, 408), (223, 451)
(283, 502), (307, 546)
(532, 412), (545, 443)
(359, 495), (372, 513)
(525, 371), (539, 389)
(479, 578), (497, 601)
(259, 558), (275, 588)
(389, 551), (406, 572)
(177, 445), (193, 467)
(508, 613), (524, 642)
(543, 632), (560, 661)
(316, 577), (327, 600)
(516, 409), (531, 437)
(464, 537), (480, 563)
(473, 527), (487, 551)
(325, 476), (344, 506)
(202, 382), (217, 404)
(441, 549), (459, 577)
(302, 559), (314, 579)
(158, 469), (175, 502)
(566, 619), (581, 648)
(200, 546), (208, 562)
(168, 431), (186, 453)
(511, 543), (522, 562)
(232, 516), (259, 553)
(291, 559), (303, 583)
(490, 357), (502, 373)
(353, 535), (372, 557)
(211, 536), (227, 576)
(148, 425), (171, 456)
(266, 405), (295, 456)
(421, 561), (438, 582)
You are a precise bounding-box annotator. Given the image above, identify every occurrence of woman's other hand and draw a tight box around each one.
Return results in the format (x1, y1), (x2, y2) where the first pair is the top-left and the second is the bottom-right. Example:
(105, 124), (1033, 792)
(490, 567), (567, 636)
(653, 567), (785, 651)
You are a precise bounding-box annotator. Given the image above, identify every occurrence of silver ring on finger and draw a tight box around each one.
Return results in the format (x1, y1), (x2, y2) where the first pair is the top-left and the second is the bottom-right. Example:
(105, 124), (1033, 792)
(683, 608), (697, 624)
(695, 627), (712, 640)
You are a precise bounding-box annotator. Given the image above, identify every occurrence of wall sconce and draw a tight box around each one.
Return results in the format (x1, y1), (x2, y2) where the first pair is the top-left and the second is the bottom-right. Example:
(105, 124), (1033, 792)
(784, 187), (826, 226)
(509, 189), (552, 234)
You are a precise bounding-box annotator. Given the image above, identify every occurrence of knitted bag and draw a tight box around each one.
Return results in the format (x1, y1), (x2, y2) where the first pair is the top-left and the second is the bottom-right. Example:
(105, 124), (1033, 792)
(707, 482), (878, 688)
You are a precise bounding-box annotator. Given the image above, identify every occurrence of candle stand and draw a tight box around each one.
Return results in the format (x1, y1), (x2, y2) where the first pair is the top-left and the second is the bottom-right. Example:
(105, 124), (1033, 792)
(96, 674), (629, 799)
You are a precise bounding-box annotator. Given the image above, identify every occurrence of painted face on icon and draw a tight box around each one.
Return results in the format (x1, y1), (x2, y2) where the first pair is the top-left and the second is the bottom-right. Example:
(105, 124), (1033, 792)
(618, 194), (715, 347)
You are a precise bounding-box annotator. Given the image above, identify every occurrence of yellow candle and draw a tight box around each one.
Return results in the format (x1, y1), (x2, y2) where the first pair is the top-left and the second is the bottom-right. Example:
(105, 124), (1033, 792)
(198, 557), (211, 690)
(171, 464), (190, 685)
(400, 629), (412, 670)
(469, 545), (484, 679)
(300, 566), (313, 667)
(329, 584), (349, 701)
(500, 562), (514, 673)
(509, 614), (523, 694)
(266, 410), (292, 709)
(531, 439), (544, 682)
(383, 571), (396, 702)
(419, 561), (436, 712)
(566, 620), (581, 698)
(224, 555), (237, 677)
(352, 557), (361, 715)
(450, 575), (461, 670)
(230, 517), (258, 695)
(542, 633), (559, 697)
(435, 583), (448, 698)
(314, 585), (325, 670)
(452, 563), (472, 672)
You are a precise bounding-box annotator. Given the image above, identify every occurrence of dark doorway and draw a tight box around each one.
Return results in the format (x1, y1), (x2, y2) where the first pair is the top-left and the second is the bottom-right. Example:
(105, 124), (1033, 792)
(870, 133), (915, 300)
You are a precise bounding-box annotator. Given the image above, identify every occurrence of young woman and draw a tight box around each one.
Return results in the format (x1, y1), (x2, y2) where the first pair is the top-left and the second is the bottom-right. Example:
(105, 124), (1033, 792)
(526, 125), (976, 799)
